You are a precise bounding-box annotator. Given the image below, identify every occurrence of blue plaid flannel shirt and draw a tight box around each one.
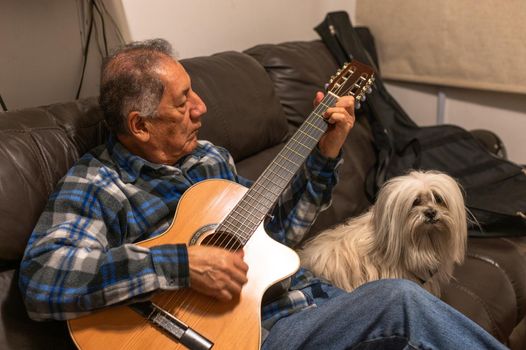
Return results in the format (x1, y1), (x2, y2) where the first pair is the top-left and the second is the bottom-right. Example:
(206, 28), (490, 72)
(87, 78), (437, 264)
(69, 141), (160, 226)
(19, 135), (341, 327)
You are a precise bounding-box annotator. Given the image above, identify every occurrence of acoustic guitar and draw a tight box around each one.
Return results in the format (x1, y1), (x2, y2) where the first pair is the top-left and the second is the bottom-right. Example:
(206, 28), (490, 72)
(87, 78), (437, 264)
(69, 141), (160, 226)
(68, 60), (375, 350)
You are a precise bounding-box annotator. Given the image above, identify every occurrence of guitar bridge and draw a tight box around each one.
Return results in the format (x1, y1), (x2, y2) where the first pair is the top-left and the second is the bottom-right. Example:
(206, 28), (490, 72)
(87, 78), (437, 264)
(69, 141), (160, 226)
(129, 301), (213, 350)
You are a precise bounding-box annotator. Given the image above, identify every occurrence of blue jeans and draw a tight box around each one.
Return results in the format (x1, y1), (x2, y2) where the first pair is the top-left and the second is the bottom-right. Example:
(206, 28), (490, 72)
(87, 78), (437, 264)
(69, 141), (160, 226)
(262, 279), (507, 350)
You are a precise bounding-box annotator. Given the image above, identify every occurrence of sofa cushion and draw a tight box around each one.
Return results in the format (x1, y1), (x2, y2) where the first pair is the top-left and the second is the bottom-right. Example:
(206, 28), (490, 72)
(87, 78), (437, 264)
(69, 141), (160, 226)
(0, 98), (107, 262)
(181, 51), (289, 163)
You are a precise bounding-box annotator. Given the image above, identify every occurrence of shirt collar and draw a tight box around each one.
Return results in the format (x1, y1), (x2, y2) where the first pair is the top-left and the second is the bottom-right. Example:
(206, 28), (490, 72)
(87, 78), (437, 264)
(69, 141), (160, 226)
(107, 134), (208, 183)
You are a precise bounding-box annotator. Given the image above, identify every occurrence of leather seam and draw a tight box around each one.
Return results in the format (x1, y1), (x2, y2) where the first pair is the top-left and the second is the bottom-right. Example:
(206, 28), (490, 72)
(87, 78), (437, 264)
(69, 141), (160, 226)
(469, 243), (524, 323)
(27, 130), (56, 194)
(449, 280), (504, 341)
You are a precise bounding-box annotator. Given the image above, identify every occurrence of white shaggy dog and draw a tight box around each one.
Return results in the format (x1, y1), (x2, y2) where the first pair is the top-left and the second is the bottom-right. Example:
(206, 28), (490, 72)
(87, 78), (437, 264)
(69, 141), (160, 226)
(299, 170), (468, 297)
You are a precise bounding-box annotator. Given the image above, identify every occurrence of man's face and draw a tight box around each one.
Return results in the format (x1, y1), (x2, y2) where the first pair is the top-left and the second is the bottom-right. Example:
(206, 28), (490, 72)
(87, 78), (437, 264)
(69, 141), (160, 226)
(146, 58), (207, 164)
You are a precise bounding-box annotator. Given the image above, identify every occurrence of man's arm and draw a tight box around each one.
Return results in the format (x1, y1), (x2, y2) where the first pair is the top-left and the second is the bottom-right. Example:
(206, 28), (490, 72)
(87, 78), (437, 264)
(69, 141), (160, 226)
(20, 161), (248, 321)
(264, 94), (355, 247)
(18, 179), (191, 321)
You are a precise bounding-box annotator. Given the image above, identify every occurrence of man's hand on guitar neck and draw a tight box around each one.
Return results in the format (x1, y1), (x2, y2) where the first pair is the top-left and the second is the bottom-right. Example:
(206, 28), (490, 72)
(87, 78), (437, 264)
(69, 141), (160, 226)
(315, 92), (356, 159)
(188, 245), (249, 301)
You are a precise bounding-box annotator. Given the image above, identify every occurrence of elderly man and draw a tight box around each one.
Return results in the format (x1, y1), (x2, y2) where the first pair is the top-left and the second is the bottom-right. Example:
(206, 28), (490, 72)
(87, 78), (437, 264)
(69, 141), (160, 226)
(20, 39), (505, 349)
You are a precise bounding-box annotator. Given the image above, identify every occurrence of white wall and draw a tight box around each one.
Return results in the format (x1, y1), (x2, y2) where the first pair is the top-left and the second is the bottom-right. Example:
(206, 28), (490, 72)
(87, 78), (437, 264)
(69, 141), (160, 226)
(121, 0), (356, 59)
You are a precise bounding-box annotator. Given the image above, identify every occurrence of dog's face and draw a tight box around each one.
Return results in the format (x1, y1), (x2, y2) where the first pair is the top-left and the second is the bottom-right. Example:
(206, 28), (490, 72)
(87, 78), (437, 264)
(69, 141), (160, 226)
(372, 171), (467, 274)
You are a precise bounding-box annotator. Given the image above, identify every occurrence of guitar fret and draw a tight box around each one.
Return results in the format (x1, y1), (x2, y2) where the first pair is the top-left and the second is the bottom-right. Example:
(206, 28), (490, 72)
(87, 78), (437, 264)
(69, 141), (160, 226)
(295, 129), (318, 142)
(276, 153), (301, 167)
(283, 144), (308, 158)
(228, 213), (259, 231)
(247, 186), (282, 205)
(223, 215), (257, 238)
(234, 202), (268, 222)
(270, 159), (297, 177)
(250, 182), (286, 202)
(304, 119), (325, 132)
(262, 167), (289, 185)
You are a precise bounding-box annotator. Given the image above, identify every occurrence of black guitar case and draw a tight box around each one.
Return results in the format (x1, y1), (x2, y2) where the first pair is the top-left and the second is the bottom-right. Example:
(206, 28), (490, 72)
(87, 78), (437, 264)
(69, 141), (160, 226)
(315, 11), (526, 236)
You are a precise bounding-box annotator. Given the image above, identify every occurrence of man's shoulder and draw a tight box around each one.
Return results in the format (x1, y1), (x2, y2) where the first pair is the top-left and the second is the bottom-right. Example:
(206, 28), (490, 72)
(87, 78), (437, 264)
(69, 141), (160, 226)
(63, 144), (116, 183)
(195, 140), (231, 160)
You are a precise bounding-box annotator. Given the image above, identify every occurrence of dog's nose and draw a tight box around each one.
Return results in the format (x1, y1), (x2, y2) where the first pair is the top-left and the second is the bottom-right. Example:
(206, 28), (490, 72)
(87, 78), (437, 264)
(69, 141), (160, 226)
(424, 208), (437, 220)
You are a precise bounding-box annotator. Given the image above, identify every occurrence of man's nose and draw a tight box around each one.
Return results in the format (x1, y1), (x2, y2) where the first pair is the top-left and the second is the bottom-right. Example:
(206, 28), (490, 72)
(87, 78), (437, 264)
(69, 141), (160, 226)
(189, 91), (207, 118)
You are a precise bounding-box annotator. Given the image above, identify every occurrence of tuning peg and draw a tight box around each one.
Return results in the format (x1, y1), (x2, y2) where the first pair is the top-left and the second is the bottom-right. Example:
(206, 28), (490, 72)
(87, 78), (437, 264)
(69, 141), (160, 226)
(366, 86), (372, 94)
(355, 101), (361, 109)
(355, 94), (366, 102)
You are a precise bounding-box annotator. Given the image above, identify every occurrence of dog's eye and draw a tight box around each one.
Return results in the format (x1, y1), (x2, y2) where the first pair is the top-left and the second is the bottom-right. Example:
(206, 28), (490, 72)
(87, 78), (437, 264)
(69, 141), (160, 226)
(433, 192), (444, 205)
(413, 197), (421, 207)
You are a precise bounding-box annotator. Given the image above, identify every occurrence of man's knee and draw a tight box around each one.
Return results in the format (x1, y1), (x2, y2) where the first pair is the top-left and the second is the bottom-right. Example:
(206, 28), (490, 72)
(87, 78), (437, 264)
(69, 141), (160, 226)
(353, 279), (432, 305)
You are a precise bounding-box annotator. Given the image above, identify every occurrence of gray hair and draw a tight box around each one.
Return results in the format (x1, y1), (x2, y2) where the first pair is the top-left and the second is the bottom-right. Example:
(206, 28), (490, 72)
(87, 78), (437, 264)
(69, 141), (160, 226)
(99, 38), (174, 134)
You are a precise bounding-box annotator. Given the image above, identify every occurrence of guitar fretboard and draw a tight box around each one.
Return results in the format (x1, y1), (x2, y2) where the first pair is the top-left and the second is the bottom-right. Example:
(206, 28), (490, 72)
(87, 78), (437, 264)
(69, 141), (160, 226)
(217, 93), (338, 246)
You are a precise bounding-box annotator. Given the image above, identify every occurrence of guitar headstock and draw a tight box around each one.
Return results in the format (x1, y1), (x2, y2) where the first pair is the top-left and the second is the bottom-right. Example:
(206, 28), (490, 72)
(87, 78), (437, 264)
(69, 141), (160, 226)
(326, 59), (375, 109)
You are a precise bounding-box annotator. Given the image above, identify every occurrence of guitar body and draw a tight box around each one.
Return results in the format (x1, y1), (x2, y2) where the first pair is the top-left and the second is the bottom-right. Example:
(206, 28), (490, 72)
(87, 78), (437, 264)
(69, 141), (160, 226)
(68, 179), (300, 349)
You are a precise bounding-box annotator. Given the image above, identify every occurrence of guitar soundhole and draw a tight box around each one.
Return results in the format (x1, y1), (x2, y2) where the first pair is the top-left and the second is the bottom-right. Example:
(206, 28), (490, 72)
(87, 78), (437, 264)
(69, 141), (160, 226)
(201, 231), (243, 250)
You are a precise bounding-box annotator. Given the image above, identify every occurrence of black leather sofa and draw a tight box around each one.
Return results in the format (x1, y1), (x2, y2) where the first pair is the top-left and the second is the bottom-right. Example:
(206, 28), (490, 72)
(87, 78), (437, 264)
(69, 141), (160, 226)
(1, 28), (525, 349)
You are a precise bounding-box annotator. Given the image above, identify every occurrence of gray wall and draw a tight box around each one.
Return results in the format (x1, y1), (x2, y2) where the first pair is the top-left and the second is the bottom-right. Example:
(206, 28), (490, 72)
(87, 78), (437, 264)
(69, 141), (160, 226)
(0, 0), (125, 111)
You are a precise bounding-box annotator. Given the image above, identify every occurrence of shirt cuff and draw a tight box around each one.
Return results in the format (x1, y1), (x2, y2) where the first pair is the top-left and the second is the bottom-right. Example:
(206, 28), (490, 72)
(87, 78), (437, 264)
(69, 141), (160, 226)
(150, 244), (191, 290)
(306, 146), (343, 185)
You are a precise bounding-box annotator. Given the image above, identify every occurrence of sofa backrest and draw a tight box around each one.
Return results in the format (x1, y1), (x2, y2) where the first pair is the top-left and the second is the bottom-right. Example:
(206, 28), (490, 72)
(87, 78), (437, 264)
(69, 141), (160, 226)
(0, 99), (107, 349)
(0, 98), (108, 263)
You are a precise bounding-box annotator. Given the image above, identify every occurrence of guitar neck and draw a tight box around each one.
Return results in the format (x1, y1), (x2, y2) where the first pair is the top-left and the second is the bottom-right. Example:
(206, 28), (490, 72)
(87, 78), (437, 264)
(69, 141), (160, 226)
(218, 93), (339, 244)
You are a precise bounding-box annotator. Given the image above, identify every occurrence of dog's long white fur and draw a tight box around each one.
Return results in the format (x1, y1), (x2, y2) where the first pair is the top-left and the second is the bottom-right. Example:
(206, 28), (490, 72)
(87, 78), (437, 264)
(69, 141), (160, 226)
(299, 170), (467, 296)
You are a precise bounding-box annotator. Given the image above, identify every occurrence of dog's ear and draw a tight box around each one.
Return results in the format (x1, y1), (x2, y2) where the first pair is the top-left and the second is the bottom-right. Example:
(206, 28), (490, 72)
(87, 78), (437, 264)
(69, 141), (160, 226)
(437, 174), (468, 263)
(371, 181), (410, 264)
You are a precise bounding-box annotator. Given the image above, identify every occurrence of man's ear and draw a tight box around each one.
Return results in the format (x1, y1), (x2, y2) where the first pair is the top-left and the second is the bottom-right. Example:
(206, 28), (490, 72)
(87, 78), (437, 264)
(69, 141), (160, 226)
(127, 111), (150, 142)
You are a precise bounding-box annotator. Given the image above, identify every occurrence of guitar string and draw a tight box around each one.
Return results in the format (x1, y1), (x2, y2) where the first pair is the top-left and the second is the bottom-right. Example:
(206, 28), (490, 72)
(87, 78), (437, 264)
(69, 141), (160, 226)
(167, 72), (371, 343)
(173, 94), (338, 325)
(210, 94), (335, 251)
(127, 89), (352, 343)
(164, 106), (328, 331)
(123, 278), (174, 348)
(211, 72), (368, 253)
(120, 92), (342, 347)
(140, 87), (353, 340)
(123, 77), (361, 345)
(121, 306), (152, 349)
(76, 70), (370, 347)
(152, 95), (337, 333)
